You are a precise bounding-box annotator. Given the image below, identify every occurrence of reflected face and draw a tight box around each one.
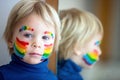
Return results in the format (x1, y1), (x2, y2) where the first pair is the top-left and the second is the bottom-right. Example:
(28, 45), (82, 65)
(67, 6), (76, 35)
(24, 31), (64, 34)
(82, 34), (102, 67)
(12, 13), (55, 64)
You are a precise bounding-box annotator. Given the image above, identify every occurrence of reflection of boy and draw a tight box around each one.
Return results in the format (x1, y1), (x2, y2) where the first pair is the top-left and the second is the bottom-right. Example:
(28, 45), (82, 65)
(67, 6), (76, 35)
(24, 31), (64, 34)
(0, 0), (60, 80)
(57, 8), (103, 80)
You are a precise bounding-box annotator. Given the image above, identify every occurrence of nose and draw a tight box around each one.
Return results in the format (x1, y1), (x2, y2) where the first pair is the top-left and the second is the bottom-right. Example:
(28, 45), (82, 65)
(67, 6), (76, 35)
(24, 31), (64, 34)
(96, 47), (102, 55)
(31, 38), (42, 48)
(31, 42), (41, 48)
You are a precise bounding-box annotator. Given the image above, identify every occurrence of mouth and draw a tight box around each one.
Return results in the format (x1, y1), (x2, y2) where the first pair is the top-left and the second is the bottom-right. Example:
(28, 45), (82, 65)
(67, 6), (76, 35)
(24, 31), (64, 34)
(29, 53), (42, 56)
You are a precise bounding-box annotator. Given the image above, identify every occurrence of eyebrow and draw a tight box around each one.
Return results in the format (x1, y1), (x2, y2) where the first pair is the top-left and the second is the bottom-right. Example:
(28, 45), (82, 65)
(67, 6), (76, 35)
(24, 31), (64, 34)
(19, 26), (34, 32)
(95, 41), (101, 46)
(44, 31), (54, 38)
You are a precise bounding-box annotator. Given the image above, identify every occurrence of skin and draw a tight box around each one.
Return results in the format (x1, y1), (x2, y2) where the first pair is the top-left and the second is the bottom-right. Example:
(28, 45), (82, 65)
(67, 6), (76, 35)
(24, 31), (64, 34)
(70, 34), (102, 68)
(10, 12), (55, 64)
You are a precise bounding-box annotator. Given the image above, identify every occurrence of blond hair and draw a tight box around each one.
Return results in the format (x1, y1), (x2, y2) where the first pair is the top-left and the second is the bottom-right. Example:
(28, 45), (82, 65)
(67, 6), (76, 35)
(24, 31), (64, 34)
(3, 0), (61, 54)
(58, 8), (103, 60)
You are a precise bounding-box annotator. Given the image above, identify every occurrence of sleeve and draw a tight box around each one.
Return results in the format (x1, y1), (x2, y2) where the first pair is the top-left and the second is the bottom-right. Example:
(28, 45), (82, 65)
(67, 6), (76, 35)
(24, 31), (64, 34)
(0, 72), (4, 80)
(57, 59), (83, 80)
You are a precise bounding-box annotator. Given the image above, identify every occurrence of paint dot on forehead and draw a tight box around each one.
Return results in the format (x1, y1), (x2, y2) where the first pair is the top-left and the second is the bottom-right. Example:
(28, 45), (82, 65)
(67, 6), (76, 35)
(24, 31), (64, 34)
(44, 31), (54, 38)
(19, 25), (34, 32)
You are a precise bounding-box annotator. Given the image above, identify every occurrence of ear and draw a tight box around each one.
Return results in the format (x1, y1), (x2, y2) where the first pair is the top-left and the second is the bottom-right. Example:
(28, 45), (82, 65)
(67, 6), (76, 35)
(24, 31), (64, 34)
(73, 48), (82, 56)
(73, 47), (86, 56)
(8, 41), (13, 48)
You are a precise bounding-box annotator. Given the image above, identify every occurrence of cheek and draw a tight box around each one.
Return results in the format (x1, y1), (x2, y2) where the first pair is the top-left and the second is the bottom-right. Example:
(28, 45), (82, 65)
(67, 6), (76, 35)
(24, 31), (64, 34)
(82, 49), (99, 65)
(43, 39), (55, 52)
(13, 37), (29, 58)
(44, 43), (54, 54)
(41, 43), (54, 60)
(88, 49), (99, 59)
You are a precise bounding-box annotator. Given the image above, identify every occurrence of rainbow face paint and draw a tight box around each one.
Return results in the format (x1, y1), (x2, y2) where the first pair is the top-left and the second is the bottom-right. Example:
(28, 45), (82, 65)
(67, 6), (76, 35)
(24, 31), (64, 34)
(44, 31), (54, 39)
(19, 25), (34, 32)
(95, 41), (101, 46)
(13, 37), (29, 58)
(41, 43), (53, 60)
(83, 50), (99, 65)
(41, 31), (54, 60)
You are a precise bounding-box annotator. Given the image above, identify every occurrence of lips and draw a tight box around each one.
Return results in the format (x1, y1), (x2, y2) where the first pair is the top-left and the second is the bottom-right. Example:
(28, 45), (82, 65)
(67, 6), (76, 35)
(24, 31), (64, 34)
(29, 53), (42, 56)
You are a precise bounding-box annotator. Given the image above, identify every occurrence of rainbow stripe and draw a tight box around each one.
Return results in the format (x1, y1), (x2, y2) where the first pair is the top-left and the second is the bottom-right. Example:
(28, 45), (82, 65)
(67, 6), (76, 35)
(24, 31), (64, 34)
(41, 43), (53, 60)
(19, 26), (34, 32)
(44, 31), (54, 39)
(14, 37), (29, 58)
(83, 50), (99, 65)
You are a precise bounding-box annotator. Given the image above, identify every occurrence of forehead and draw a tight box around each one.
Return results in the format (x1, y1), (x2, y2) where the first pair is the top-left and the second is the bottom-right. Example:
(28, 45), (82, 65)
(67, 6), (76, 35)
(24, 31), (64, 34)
(15, 13), (55, 33)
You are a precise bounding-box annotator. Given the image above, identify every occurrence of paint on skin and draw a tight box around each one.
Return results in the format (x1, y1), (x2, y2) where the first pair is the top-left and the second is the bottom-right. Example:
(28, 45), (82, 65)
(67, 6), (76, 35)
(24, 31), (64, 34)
(83, 50), (99, 65)
(19, 26), (34, 32)
(95, 41), (101, 46)
(41, 31), (54, 60)
(44, 31), (54, 39)
(14, 37), (29, 58)
(41, 43), (53, 60)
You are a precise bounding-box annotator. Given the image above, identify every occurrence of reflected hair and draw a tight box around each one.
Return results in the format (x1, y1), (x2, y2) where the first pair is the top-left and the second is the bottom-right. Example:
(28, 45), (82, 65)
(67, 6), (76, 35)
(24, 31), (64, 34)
(58, 8), (103, 60)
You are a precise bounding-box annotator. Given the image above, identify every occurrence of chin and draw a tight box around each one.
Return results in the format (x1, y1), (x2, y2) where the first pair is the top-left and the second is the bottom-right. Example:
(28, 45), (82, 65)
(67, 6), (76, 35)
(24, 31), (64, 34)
(83, 62), (96, 69)
(29, 60), (42, 64)
(23, 58), (42, 64)
(85, 64), (94, 69)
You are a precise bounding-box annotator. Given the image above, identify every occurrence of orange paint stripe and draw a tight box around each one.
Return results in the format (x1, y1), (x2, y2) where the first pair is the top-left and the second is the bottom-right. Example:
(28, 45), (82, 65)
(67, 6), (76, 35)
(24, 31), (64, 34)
(16, 37), (29, 46)
(16, 40), (26, 49)
(15, 43), (26, 53)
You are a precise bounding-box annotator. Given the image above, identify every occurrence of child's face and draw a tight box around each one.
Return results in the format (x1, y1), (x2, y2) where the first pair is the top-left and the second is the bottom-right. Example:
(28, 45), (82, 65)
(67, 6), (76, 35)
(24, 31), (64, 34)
(12, 13), (55, 64)
(82, 34), (102, 68)
(75, 34), (102, 68)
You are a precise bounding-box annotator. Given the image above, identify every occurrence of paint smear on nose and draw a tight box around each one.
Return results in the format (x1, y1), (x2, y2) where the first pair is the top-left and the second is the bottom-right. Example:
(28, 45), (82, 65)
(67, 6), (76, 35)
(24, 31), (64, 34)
(14, 37), (29, 58)
(83, 50), (99, 65)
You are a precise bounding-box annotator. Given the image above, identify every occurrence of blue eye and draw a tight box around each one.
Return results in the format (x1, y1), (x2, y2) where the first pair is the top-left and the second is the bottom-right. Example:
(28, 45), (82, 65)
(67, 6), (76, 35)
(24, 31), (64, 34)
(24, 33), (32, 38)
(42, 36), (49, 40)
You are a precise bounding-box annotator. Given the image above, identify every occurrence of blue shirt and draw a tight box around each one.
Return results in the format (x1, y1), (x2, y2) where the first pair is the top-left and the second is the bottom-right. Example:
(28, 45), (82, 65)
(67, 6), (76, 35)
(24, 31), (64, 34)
(0, 54), (57, 80)
(57, 59), (83, 80)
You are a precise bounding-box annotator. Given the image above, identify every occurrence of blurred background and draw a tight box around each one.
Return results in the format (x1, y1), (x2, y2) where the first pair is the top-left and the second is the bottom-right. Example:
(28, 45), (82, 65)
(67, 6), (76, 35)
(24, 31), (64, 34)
(0, 0), (120, 80)
(59, 0), (120, 80)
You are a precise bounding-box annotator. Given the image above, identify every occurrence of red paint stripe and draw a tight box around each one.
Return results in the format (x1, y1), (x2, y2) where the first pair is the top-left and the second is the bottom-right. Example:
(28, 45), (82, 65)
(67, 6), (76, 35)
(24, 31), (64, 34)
(16, 37), (29, 46)
(44, 31), (50, 34)
(44, 43), (53, 47)
(16, 39), (26, 48)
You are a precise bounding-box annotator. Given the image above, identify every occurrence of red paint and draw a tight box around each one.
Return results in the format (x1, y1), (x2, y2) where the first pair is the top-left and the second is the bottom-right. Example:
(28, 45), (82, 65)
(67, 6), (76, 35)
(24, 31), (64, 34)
(16, 37), (29, 46)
